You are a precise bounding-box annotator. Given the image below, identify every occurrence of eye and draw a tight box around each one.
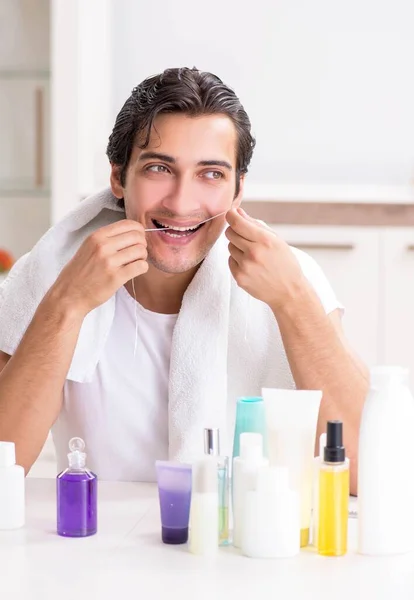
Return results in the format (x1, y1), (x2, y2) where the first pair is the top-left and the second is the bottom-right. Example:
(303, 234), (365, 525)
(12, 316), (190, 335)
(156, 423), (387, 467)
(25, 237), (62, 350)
(145, 164), (170, 174)
(203, 170), (224, 180)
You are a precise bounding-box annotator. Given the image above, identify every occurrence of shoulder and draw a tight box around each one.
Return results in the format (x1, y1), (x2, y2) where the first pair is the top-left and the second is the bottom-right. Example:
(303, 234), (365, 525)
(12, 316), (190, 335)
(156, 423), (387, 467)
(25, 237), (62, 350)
(288, 245), (344, 315)
(288, 244), (331, 282)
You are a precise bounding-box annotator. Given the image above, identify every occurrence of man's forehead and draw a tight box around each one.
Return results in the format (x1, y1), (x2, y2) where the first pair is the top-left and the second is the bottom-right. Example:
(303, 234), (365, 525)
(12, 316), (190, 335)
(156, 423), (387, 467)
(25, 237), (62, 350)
(134, 113), (237, 164)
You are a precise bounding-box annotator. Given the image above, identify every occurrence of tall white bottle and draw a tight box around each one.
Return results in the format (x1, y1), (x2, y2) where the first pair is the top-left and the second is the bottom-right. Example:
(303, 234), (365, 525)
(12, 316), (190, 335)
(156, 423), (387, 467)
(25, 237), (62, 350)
(0, 442), (25, 529)
(358, 366), (414, 555)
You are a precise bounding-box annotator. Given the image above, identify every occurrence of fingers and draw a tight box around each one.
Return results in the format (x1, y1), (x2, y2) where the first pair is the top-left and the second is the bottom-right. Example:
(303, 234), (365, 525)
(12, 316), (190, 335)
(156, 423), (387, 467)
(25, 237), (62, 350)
(228, 242), (244, 265)
(225, 227), (250, 252)
(225, 208), (265, 242)
(228, 255), (240, 280)
(122, 259), (149, 282)
(99, 219), (145, 239)
(107, 229), (147, 252)
(114, 244), (148, 267)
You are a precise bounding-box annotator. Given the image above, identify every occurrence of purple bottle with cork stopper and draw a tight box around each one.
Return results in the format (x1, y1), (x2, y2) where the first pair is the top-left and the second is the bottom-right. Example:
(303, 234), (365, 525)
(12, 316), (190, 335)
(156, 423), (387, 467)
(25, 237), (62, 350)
(57, 437), (97, 537)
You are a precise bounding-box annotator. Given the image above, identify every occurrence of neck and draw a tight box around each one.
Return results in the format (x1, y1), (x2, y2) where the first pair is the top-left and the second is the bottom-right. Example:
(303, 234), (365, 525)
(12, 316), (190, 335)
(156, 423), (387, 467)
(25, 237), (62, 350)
(125, 263), (200, 314)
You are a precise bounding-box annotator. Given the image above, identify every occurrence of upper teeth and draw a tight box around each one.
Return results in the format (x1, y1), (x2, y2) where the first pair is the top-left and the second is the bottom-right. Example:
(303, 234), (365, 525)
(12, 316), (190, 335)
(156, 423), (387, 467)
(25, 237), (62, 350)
(157, 221), (199, 232)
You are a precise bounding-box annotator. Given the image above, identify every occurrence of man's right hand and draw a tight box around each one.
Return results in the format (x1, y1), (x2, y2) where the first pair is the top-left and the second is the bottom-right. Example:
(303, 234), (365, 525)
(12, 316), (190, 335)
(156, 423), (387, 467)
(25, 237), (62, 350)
(51, 219), (148, 316)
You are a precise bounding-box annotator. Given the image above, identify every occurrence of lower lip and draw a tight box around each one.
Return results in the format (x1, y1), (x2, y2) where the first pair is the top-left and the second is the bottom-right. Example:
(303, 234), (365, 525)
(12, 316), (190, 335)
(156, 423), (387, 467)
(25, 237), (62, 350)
(153, 225), (204, 246)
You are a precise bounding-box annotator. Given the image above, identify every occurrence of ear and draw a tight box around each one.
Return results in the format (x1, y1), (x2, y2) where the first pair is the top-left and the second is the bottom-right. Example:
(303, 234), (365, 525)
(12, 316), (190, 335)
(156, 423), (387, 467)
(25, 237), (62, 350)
(110, 164), (124, 198)
(232, 174), (245, 209)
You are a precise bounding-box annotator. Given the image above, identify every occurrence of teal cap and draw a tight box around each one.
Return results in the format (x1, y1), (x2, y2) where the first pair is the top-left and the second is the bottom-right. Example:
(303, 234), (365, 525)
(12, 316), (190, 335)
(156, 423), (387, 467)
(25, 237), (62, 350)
(232, 396), (267, 459)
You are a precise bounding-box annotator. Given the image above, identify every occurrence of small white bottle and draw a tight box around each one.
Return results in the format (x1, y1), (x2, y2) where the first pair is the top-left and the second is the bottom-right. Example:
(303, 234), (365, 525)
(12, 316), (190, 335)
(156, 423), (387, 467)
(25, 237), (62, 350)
(0, 441), (25, 530)
(189, 456), (219, 556)
(232, 432), (269, 548)
(242, 465), (300, 558)
(312, 432), (326, 547)
(358, 366), (414, 555)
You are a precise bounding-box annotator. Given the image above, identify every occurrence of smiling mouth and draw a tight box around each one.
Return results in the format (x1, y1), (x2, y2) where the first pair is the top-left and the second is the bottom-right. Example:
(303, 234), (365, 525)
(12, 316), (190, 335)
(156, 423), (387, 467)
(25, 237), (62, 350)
(151, 219), (205, 237)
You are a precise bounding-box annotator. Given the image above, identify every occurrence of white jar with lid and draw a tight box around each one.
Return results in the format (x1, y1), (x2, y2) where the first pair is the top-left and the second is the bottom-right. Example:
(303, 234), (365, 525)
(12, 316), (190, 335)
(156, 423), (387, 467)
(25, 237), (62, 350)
(241, 465), (300, 558)
(0, 441), (25, 530)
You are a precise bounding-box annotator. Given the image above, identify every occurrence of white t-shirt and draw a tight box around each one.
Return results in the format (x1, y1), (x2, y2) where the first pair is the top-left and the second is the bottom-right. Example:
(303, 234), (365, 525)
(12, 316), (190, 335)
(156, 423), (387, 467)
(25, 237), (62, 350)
(53, 286), (177, 481)
(51, 247), (343, 482)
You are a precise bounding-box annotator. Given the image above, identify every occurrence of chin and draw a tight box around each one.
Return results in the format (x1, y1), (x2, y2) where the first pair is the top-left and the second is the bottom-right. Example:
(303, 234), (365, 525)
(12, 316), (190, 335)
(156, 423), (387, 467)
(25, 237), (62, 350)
(148, 248), (210, 275)
(148, 256), (203, 275)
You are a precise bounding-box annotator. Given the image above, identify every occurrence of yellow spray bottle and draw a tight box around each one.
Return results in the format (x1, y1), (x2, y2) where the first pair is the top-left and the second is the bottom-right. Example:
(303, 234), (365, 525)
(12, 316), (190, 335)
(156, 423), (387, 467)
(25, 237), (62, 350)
(317, 421), (349, 557)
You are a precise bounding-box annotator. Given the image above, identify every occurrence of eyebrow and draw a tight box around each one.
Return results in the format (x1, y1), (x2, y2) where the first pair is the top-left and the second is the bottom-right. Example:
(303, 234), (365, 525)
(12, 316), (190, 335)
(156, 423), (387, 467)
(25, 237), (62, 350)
(138, 152), (232, 171)
(139, 152), (176, 164)
(198, 159), (232, 171)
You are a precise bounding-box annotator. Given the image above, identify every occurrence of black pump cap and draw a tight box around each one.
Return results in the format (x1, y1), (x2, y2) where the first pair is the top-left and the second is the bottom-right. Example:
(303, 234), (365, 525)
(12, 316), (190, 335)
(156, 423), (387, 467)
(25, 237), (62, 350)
(324, 420), (345, 463)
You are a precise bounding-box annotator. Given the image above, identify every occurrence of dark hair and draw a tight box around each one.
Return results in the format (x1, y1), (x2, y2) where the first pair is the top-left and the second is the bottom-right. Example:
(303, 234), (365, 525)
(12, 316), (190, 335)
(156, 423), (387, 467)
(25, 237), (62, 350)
(106, 67), (256, 196)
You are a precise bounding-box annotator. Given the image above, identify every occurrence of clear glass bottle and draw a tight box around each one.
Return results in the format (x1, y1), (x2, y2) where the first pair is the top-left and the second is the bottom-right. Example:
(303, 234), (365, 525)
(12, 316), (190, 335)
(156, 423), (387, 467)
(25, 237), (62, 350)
(317, 421), (349, 557)
(56, 437), (97, 537)
(204, 428), (229, 545)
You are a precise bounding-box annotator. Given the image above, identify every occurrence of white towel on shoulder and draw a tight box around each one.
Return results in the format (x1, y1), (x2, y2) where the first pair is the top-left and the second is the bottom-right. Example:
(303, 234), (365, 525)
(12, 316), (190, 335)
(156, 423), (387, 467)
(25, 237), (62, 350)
(0, 188), (340, 462)
(168, 232), (297, 460)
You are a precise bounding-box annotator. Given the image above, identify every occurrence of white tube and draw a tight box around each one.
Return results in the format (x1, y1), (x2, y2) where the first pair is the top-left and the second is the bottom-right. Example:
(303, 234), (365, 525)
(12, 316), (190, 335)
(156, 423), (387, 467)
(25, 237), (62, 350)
(262, 388), (322, 547)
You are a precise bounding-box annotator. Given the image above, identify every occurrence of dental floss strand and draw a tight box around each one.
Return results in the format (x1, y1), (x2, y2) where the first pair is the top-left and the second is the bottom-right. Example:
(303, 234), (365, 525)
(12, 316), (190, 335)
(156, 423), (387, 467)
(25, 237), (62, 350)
(144, 210), (228, 231)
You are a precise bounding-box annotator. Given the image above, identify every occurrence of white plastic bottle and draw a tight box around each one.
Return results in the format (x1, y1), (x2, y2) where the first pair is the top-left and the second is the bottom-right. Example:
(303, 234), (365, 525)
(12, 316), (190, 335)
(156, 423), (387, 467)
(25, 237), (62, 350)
(358, 366), (414, 555)
(242, 465), (300, 558)
(0, 441), (25, 529)
(189, 456), (219, 556)
(232, 432), (269, 548)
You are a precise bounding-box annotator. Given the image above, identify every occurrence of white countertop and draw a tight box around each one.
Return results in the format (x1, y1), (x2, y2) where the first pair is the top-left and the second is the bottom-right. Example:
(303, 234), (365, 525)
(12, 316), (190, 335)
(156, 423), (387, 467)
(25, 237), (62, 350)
(1, 479), (414, 600)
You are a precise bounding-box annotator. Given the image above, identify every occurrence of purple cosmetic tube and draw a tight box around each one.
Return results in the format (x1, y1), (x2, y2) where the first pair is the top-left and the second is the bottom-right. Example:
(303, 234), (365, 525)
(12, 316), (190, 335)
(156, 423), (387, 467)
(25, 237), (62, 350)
(57, 437), (97, 537)
(155, 460), (192, 544)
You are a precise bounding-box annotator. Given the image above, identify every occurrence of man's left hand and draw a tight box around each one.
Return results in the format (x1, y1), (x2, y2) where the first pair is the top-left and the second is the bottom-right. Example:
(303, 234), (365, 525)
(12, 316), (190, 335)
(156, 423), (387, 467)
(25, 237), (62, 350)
(225, 208), (307, 311)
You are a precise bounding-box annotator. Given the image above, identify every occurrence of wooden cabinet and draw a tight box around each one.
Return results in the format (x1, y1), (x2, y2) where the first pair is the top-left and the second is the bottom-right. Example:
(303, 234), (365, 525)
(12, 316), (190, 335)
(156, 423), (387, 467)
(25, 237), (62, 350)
(267, 224), (414, 390)
(272, 225), (381, 369)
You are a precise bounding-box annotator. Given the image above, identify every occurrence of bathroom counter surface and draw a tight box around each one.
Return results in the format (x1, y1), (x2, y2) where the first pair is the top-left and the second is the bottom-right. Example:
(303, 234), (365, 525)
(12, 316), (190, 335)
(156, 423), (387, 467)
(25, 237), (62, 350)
(1, 478), (413, 600)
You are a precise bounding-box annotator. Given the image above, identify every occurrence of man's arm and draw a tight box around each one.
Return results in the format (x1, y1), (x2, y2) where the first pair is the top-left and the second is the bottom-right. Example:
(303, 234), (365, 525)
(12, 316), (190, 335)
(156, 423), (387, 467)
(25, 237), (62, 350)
(273, 291), (368, 496)
(0, 296), (84, 473)
(225, 207), (369, 496)
(0, 219), (148, 473)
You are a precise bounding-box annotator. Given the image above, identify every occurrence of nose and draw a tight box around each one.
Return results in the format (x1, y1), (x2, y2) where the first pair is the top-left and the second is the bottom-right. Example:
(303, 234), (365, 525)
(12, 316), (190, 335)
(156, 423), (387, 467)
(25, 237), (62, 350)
(161, 173), (200, 216)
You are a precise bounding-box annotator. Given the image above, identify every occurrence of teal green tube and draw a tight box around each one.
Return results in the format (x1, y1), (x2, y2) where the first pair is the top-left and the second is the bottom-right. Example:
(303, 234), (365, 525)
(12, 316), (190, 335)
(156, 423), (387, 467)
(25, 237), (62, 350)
(232, 396), (268, 460)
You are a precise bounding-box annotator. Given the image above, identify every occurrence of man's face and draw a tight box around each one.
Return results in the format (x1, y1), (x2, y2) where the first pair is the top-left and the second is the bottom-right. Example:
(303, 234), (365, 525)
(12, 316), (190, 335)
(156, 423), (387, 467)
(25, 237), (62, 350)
(111, 113), (243, 274)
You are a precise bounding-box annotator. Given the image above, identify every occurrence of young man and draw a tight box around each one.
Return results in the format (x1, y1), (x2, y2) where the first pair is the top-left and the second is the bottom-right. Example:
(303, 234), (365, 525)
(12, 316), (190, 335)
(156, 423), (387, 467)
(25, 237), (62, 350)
(0, 67), (367, 492)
